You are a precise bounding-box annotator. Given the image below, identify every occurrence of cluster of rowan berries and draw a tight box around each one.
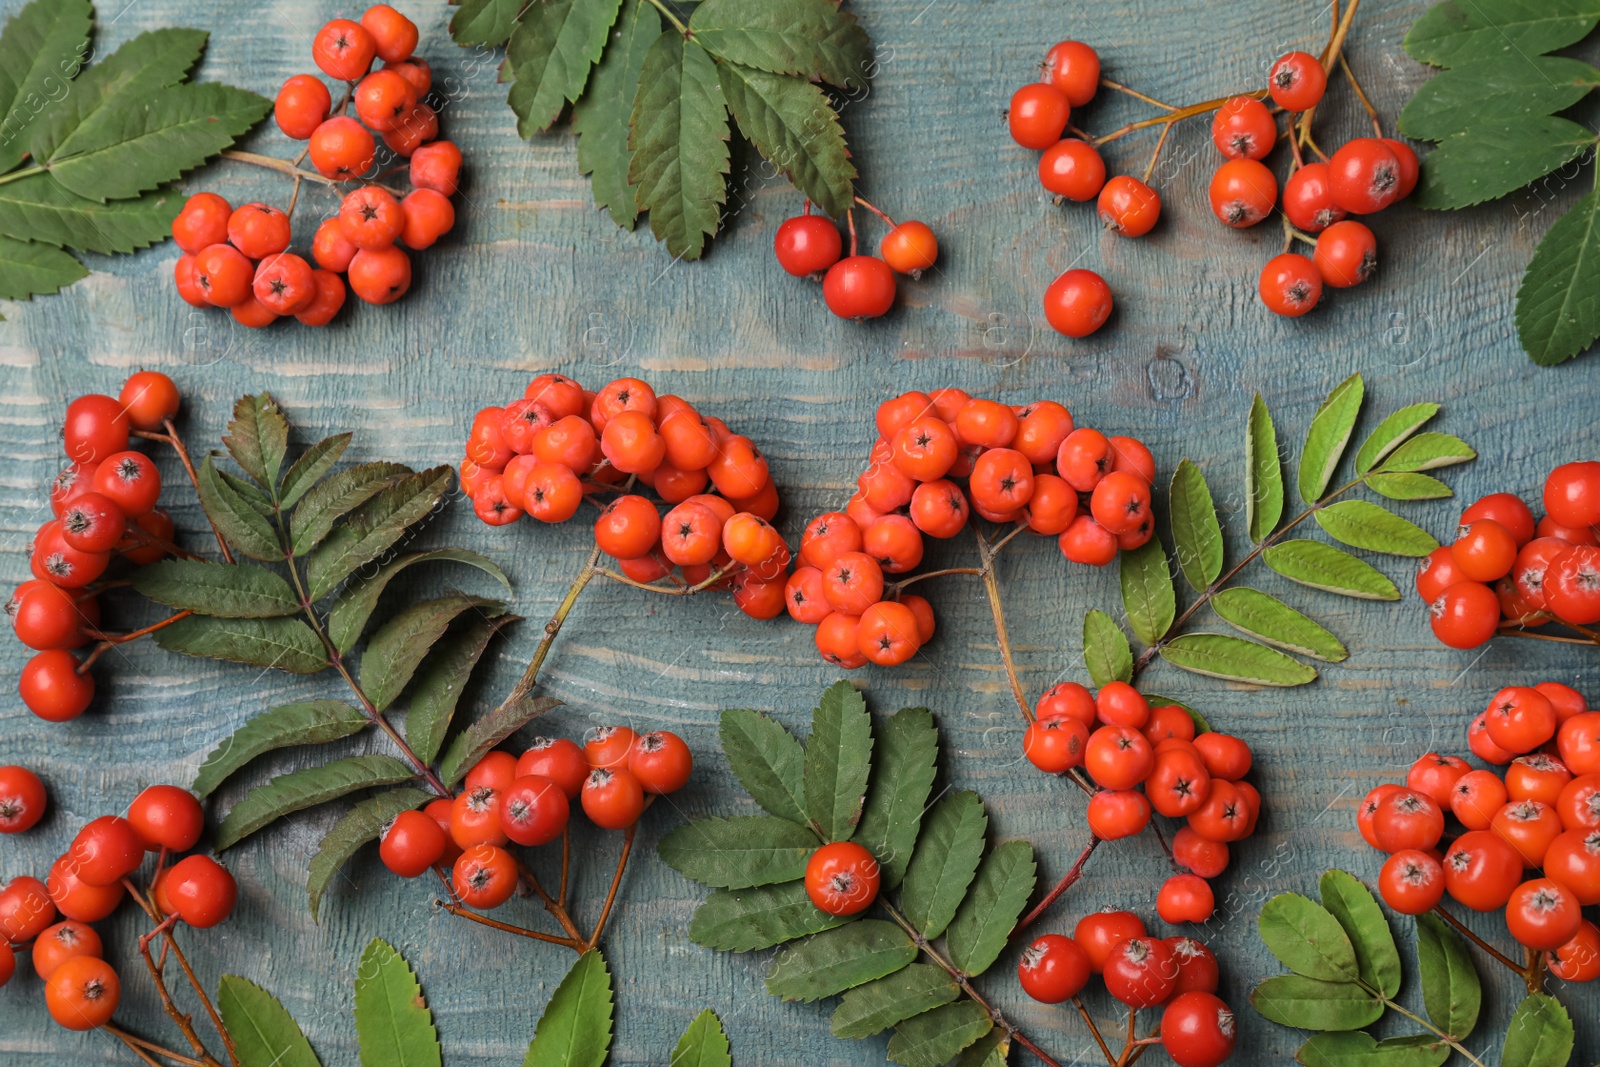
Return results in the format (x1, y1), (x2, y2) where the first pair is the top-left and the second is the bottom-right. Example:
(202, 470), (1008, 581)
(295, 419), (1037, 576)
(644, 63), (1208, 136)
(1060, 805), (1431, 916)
(461, 374), (791, 621)
(378, 729), (690, 910)
(1358, 681), (1600, 980)
(772, 205), (940, 320)
(0, 776), (236, 1030)
(10, 375), (184, 724)
(171, 6), (460, 325)
(1416, 464), (1600, 649)
(1019, 913), (1236, 1067)
(784, 390), (1156, 667)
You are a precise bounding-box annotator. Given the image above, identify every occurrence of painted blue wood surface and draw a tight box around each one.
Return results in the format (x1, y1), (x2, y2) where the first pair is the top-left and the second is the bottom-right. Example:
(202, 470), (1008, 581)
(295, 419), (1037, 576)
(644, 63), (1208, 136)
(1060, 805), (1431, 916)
(2, 0), (1598, 1063)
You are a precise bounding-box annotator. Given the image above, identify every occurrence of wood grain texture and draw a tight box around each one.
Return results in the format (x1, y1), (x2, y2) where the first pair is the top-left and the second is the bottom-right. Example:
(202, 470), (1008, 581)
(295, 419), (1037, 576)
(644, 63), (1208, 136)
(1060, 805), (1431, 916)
(2, 0), (1598, 1062)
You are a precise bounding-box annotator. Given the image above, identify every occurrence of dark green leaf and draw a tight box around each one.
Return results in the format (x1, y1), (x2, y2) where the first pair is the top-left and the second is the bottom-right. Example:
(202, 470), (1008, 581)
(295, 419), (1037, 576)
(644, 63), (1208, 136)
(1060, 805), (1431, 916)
(354, 939), (440, 1067)
(1415, 912), (1480, 1040)
(1415, 117), (1594, 210)
(1210, 588), (1347, 662)
(1517, 187), (1600, 366)
(1400, 56), (1600, 141)
(1160, 633), (1318, 687)
(900, 791), (988, 940)
(946, 840), (1036, 977)
(1297, 1032), (1450, 1067)
(215, 755), (415, 850)
(690, 0), (872, 90)
(306, 466), (453, 600)
(359, 594), (508, 713)
(1250, 975), (1383, 1031)
(219, 469), (275, 516)
(1376, 433), (1477, 473)
(670, 1009), (731, 1067)
(658, 816), (819, 889)
(307, 787), (432, 922)
(1082, 610), (1133, 688)
(720, 63), (855, 218)
(1247, 393), (1284, 542)
(0, 176), (178, 254)
(1354, 403), (1441, 474)
(854, 706), (938, 889)
(448, 0), (524, 46)
(765, 920), (917, 1003)
(0, 0), (92, 173)
(1404, 0), (1600, 68)
(193, 701), (369, 797)
(1170, 459), (1223, 591)
(720, 707), (808, 826)
(1318, 870), (1401, 1000)
(1258, 893), (1361, 981)
(153, 615), (328, 675)
(438, 696), (562, 789)
(1314, 500), (1440, 557)
(132, 559), (297, 619)
(1119, 536), (1176, 645)
(572, 0), (659, 229)
(406, 615), (518, 765)
(887, 1000), (992, 1067)
(1500, 993), (1574, 1067)
(0, 235), (86, 300)
(831, 964), (959, 1040)
(278, 433), (351, 510)
(689, 881), (850, 951)
(289, 461), (411, 557)
(222, 394), (289, 491)
(1263, 540), (1401, 600)
(217, 975), (322, 1067)
(953, 1031), (1007, 1067)
(328, 549), (510, 654)
(802, 680), (873, 841)
(504, 0), (623, 136)
(628, 32), (729, 260)
(1299, 374), (1364, 504)
(524, 951), (612, 1067)
(1365, 473), (1453, 500)
(196, 455), (282, 562)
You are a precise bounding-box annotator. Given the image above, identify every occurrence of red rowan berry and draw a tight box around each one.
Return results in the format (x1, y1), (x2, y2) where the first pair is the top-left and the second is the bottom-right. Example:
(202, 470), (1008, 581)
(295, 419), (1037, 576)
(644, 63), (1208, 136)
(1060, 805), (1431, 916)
(805, 841), (880, 915)
(1313, 220), (1378, 288)
(355, 68), (417, 132)
(1043, 268), (1112, 337)
(0, 766), (46, 834)
(227, 202), (291, 259)
(309, 116), (376, 180)
(347, 245), (412, 304)
(582, 767), (646, 829)
(629, 732), (693, 794)
(501, 775), (570, 846)
(1282, 162), (1346, 232)
(400, 188), (454, 249)
(1268, 51), (1327, 111)
(774, 215), (842, 277)
(1097, 175), (1161, 236)
(410, 140), (462, 195)
(45, 955), (119, 1030)
(816, 611), (866, 670)
(252, 253), (316, 315)
(1038, 138), (1106, 201)
(1157, 873), (1216, 923)
(313, 18), (376, 81)
(1210, 96), (1275, 160)
(170, 192), (231, 253)
(380, 809), (447, 877)
(1329, 137), (1401, 214)
(822, 256), (896, 319)
(383, 102), (439, 156)
(1009, 83), (1071, 149)
(1259, 252), (1323, 316)
(1209, 158), (1277, 227)
(274, 74), (331, 139)
(361, 4), (418, 64)
(1018, 933), (1090, 1003)
(879, 221), (938, 276)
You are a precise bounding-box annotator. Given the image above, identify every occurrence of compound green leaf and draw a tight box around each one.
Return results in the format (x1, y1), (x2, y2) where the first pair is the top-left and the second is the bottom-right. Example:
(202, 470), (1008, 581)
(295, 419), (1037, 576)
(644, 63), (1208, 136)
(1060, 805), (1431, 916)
(1250, 975), (1382, 1031)
(1082, 609), (1133, 688)
(504, 0), (622, 136)
(1160, 633), (1317, 687)
(572, 0), (659, 229)
(1296, 1032), (1450, 1067)
(1263, 540), (1400, 600)
(306, 466), (453, 599)
(886, 1000), (992, 1067)
(1415, 117), (1594, 210)
(1415, 912), (1480, 1040)
(277, 433), (351, 510)
(132, 559), (297, 619)
(196, 455), (281, 562)
(1318, 870), (1401, 1000)
(358, 595), (504, 711)
(153, 615), (328, 676)
(1354, 403), (1441, 474)
(1499, 994), (1573, 1067)
(689, 881), (849, 952)
(690, 0), (872, 90)
(217, 975), (322, 1067)
(1517, 188), (1600, 366)
(1247, 393), (1284, 542)
(215, 755), (414, 850)
(1365, 472), (1453, 500)
(0, 175), (178, 254)
(0, 235), (86, 301)
(1299, 374), (1364, 504)
(329, 549), (510, 654)
(1400, 56), (1600, 141)
(1259, 893), (1361, 982)
(720, 707), (808, 826)
(193, 701), (369, 798)
(803, 680), (873, 841)
(945, 840), (1036, 977)
(766, 920), (917, 1003)
(1119, 536), (1176, 645)
(1170, 459), (1223, 591)
(354, 939), (440, 1067)
(831, 964), (959, 1040)
(289, 461), (411, 557)
(1377, 433), (1477, 473)
(438, 696), (561, 789)
(719, 63), (855, 218)
(900, 791), (987, 940)
(0, 0), (92, 173)
(223, 393), (290, 491)
(658, 816), (819, 889)
(406, 614), (518, 765)
(1210, 588), (1347, 662)
(1314, 500), (1440, 557)
(307, 787), (432, 922)
(523, 951), (612, 1067)
(854, 706), (938, 889)
(628, 32), (729, 260)
(1404, 0), (1600, 68)
(670, 1009), (730, 1067)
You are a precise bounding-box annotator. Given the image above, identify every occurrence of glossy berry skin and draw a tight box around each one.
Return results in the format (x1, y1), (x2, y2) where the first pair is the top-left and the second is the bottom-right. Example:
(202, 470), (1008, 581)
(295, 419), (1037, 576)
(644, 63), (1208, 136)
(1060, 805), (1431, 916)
(628, 731), (693, 794)
(59, 492), (124, 554)
(1103, 936), (1176, 1008)
(804, 841), (880, 916)
(120, 372), (180, 432)
(411, 140), (463, 196)
(1379, 849), (1445, 914)
(822, 256), (896, 319)
(347, 246), (411, 304)
(94, 451), (161, 516)
(309, 116), (376, 180)
(253, 253), (316, 314)
(1161, 991), (1237, 1067)
(1313, 220), (1377, 288)
(0, 765), (46, 833)
(1546, 461), (1600, 528)
(0, 876), (56, 943)
(354, 68), (417, 132)
(1174, 826), (1230, 878)
(1268, 52), (1327, 111)
(774, 215), (843, 277)
(31, 920), (102, 980)
(1371, 789), (1444, 853)
(1443, 831), (1523, 911)
(1382, 138), (1420, 200)
(880, 221), (939, 276)
(1406, 752), (1471, 807)
(171, 192), (232, 255)
(1550, 920), (1600, 982)
(227, 202), (291, 259)
(1210, 96), (1276, 160)
(1209, 158), (1277, 227)
(1282, 163), (1346, 233)
(295, 270), (347, 326)
(1073, 910), (1146, 973)
(1328, 137), (1402, 214)
(1258, 253), (1323, 316)
(1545, 829), (1600, 905)
(1043, 269), (1112, 337)
(582, 767), (646, 829)
(501, 775), (570, 846)
(1429, 581), (1499, 648)
(313, 19), (376, 81)
(274, 74), (331, 139)
(1169, 937), (1220, 996)
(1042, 41), (1100, 106)
(1024, 716), (1089, 773)
(1097, 175), (1161, 237)
(361, 4), (418, 64)
(1008, 83), (1071, 149)
(164, 855), (237, 928)
(400, 189), (454, 249)
(45, 956), (119, 1031)
(1017, 933), (1090, 1002)
(62, 395), (130, 466)
(1157, 873), (1215, 923)
(1038, 139), (1106, 203)
(127, 785), (204, 852)
(1087, 789), (1151, 840)
(1506, 878), (1582, 949)
(379, 809), (447, 877)
(20, 650), (94, 721)
(1485, 686), (1558, 755)
(69, 816), (146, 886)
(453, 844), (517, 909)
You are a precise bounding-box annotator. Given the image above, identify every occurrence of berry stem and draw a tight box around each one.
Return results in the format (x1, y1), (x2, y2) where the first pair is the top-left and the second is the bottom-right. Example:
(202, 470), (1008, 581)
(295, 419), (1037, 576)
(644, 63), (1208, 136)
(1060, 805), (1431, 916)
(502, 544), (604, 709)
(853, 195), (896, 228)
(1100, 78), (1175, 111)
(1379, 996), (1488, 1067)
(1071, 997), (1117, 1066)
(78, 610), (195, 672)
(593, 561), (743, 596)
(138, 420), (236, 563)
(846, 208), (858, 257)
(583, 816), (642, 950)
(558, 827), (571, 907)
(640, 0), (689, 36)
(1114, 1009), (1137, 1067)
(886, 567), (983, 593)
(1499, 628), (1596, 647)
(515, 856), (587, 943)
(1092, 90), (1269, 148)
(1525, 946), (1547, 994)
(105, 1024), (210, 1067)
(435, 900), (585, 949)
(219, 150), (407, 198)
(1429, 904), (1526, 975)
(1013, 835), (1101, 934)
(975, 525), (1032, 724)
(1337, 53), (1383, 139)
(0, 163), (45, 188)
(1139, 121), (1173, 185)
(105, 1028), (169, 1067)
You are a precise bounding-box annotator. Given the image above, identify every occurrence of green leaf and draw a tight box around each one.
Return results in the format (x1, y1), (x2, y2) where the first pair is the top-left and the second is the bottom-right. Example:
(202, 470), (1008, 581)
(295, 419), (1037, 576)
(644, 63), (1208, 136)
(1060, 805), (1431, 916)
(1404, 0), (1600, 68)
(1499, 993), (1574, 1067)
(0, 235), (87, 301)
(900, 791), (988, 940)
(1250, 975), (1383, 1031)
(329, 549), (510, 655)
(1415, 117), (1594, 210)
(719, 63), (855, 218)
(1376, 433), (1477, 473)
(1247, 393), (1284, 542)
(1365, 473), (1453, 501)
(803, 680), (873, 841)
(1082, 610), (1133, 687)
(670, 1009), (731, 1067)
(1210, 588), (1347, 662)
(354, 939), (440, 1067)
(831, 964), (959, 1040)
(307, 787), (432, 922)
(278, 434), (351, 510)
(1517, 187), (1600, 366)
(406, 615), (518, 765)
(690, 0), (872, 90)
(215, 755), (414, 850)
(765, 920), (917, 1003)
(1119, 536), (1176, 645)
(524, 951), (612, 1067)
(192, 701), (369, 798)
(1298, 374), (1364, 504)
(222, 394), (289, 491)
(504, 0), (623, 136)
(1160, 633), (1318, 687)
(196, 455), (282, 562)
(357, 595), (505, 710)
(1355, 403), (1441, 474)
(0, 0), (92, 173)
(438, 696), (562, 789)
(0, 176), (178, 254)
(1415, 912), (1480, 1040)
(1263, 540), (1401, 600)
(954, 1032), (1008, 1067)
(572, 0), (659, 229)
(132, 560), (297, 619)
(220, 469), (275, 517)
(1297, 1032), (1450, 1067)
(628, 32), (729, 260)
(1170, 460), (1223, 591)
(306, 466), (453, 600)
(153, 615), (329, 675)
(689, 881), (850, 952)
(720, 707), (809, 826)
(289, 462), (410, 556)
(1399, 56), (1600, 142)
(217, 975), (322, 1067)
(1314, 500), (1440, 557)
(448, 0), (524, 46)
(887, 1000), (993, 1067)
(1318, 870), (1401, 1000)
(51, 82), (271, 202)
(946, 840), (1036, 977)
(1258, 893), (1361, 982)
(854, 706), (938, 889)
(659, 816), (819, 889)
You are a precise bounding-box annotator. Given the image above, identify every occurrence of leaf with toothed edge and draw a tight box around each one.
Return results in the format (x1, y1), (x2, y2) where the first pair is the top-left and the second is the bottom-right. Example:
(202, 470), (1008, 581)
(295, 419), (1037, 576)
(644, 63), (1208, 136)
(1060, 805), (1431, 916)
(0, 236), (87, 301)
(523, 950), (613, 1067)
(627, 32), (729, 261)
(1210, 588), (1347, 662)
(945, 840), (1036, 977)
(1262, 540), (1400, 600)
(0, 0), (92, 174)
(307, 788), (432, 922)
(1082, 609), (1133, 688)
(214, 755), (415, 850)
(1355, 403), (1441, 474)
(830, 964), (959, 1040)
(196, 455), (281, 562)
(1298, 374), (1363, 505)
(192, 701), (369, 798)
(765, 920), (917, 1003)
(1159, 633), (1318, 687)
(802, 680), (873, 841)
(305, 466), (454, 599)
(354, 938), (441, 1067)
(658, 816), (819, 889)
(1313, 500), (1440, 557)
(1170, 459), (1224, 592)
(1246, 394), (1283, 542)
(406, 615), (519, 766)
(720, 707), (809, 826)
(719, 62), (856, 218)
(900, 791), (987, 940)
(438, 696), (562, 789)
(670, 1009), (731, 1067)
(217, 975), (322, 1067)
(278, 433), (351, 509)
(329, 550), (511, 654)
(854, 706), (937, 889)
(1119, 536), (1176, 645)
(503, 0), (623, 137)
(153, 615), (329, 675)
(572, 0), (659, 229)
(289, 461), (412, 557)
(689, 881), (850, 952)
(357, 595), (506, 712)
(886, 1000), (993, 1067)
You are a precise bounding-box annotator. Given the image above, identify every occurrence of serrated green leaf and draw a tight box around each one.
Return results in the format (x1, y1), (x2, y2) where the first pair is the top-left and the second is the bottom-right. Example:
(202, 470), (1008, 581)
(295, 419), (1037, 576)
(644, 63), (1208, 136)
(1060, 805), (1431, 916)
(1376, 433), (1477, 473)
(1297, 1032), (1451, 1067)
(659, 816), (819, 889)
(1082, 609), (1133, 687)
(306, 466), (453, 600)
(222, 393), (289, 491)
(1365, 472), (1453, 500)
(448, 0), (525, 46)
(438, 696), (562, 789)
(689, 881), (850, 951)
(1251, 975), (1382, 1031)
(954, 1031), (1008, 1067)
(0, 0), (92, 173)
(765, 920), (917, 1003)
(406, 615), (518, 765)
(831, 964), (959, 1040)
(1299, 374), (1364, 504)
(1161, 633), (1318, 686)
(1355, 403), (1441, 474)
(803, 680), (873, 841)
(1259, 893), (1361, 981)
(0, 176), (178, 254)
(153, 615), (329, 675)
(946, 840), (1036, 977)
(1500, 993), (1574, 1067)
(193, 700), (369, 798)
(1119, 536), (1176, 645)
(1210, 588), (1347, 662)
(720, 707), (808, 825)
(628, 32), (729, 260)
(220, 469), (275, 516)
(51, 82), (271, 202)
(354, 939), (440, 1067)
(1247, 393), (1284, 542)
(1404, 0), (1600, 68)
(887, 1000), (992, 1067)
(1263, 540), (1401, 600)
(215, 755), (414, 850)
(217, 975), (322, 1067)
(1400, 56), (1600, 142)
(132, 559), (297, 619)
(0, 235), (87, 300)
(1415, 117), (1594, 210)
(719, 63), (855, 218)
(901, 791), (987, 940)
(1314, 500), (1440, 557)
(196, 455), (282, 562)
(690, 0), (872, 90)
(1318, 870), (1401, 1000)
(331, 550), (511, 654)
(572, 0), (659, 229)
(854, 706), (938, 889)
(278, 434), (351, 510)
(1170, 459), (1223, 591)
(504, 0), (622, 136)
(289, 461), (411, 557)
(670, 1009), (730, 1067)
(524, 951), (612, 1067)
(1517, 187), (1600, 366)
(308, 787), (432, 922)
(1415, 912), (1480, 1040)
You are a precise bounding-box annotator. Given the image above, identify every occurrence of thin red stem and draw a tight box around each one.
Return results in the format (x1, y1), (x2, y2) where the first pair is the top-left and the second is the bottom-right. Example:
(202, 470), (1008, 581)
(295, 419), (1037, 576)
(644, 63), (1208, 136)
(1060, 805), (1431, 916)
(1015, 837), (1102, 934)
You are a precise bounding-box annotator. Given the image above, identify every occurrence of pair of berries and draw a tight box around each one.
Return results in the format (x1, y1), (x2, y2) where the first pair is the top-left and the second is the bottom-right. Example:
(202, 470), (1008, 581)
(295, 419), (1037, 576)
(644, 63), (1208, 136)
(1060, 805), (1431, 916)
(1415, 470), (1600, 650)
(12, 375), (185, 725)
(460, 375), (790, 621)
(1018, 913), (1235, 1066)
(772, 208), (940, 320)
